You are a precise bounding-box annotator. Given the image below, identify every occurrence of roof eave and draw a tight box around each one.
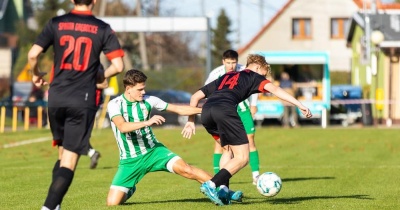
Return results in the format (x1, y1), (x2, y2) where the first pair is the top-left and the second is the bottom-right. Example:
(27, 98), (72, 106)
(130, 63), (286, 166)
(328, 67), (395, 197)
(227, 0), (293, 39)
(237, 0), (295, 54)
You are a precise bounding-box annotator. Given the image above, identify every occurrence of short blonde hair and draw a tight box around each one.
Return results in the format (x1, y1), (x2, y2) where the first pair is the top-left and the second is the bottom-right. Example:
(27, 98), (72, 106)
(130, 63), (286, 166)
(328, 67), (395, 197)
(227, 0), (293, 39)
(246, 54), (271, 76)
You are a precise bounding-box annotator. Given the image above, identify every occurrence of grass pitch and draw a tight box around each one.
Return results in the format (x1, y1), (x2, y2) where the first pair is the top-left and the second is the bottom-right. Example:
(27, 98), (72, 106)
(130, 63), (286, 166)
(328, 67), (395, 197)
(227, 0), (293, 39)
(1, 126), (400, 209)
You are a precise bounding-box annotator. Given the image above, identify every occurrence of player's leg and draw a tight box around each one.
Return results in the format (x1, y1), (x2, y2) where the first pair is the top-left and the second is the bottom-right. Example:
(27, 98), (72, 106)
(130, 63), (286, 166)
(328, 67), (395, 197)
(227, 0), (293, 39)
(206, 144), (248, 205)
(239, 110), (260, 184)
(212, 140), (244, 203)
(49, 109), (65, 179)
(43, 149), (81, 209)
(107, 182), (137, 205)
(210, 115), (249, 205)
(107, 157), (146, 206)
(107, 177), (137, 206)
(172, 158), (212, 183)
(248, 133), (260, 184)
(219, 144), (249, 176)
(88, 142), (101, 169)
(107, 186), (136, 206)
(52, 146), (63, 181)
(47, 109), (65, 209)
(42, 108), (95, 209)
(213, 142), (223, 174)
(213, 113), (250, 181)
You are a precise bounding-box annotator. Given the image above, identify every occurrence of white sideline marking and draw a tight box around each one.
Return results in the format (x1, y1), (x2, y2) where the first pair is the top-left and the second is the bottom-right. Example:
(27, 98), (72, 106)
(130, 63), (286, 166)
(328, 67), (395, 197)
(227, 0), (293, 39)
(3, 137), (51, 148)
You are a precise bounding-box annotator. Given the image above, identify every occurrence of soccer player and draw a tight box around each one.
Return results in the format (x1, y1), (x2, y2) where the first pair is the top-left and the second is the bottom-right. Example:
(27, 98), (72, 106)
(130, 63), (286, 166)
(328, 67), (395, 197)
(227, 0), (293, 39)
(106, 69), (243, 206)
(51, 64), (106, 170)
(205, 49), (261, 184)
(28, 1), (124, 209)
(182, 54), (312, 205)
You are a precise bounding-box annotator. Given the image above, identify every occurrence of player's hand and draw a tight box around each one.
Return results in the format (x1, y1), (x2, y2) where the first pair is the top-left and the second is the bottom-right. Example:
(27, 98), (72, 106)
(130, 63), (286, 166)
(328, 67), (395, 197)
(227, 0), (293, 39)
(96, 79), (108, 89)
(32, 72), (48, 87)
(299, 106), (312, 118)
(181, 122), (196, 139)
(146, 115), (165, 126)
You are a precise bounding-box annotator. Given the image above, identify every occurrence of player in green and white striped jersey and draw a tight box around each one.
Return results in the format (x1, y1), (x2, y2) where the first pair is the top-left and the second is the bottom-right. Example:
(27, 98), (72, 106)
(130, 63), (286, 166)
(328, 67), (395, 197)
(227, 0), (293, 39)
(106, 69), (225, 206)
(205, 50), (261, 185)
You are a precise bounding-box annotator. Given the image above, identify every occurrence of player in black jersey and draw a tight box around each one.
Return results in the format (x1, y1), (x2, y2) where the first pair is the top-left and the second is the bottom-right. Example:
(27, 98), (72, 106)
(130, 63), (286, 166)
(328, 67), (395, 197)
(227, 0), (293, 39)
(182, 54), (312, 205)
(27, 1), (124, 209)
(51, 64), (106, 170)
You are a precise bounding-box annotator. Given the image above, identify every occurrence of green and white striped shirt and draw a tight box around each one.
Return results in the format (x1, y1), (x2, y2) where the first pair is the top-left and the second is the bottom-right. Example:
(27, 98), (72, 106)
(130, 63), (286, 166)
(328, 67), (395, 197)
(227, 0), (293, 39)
(107, 94), (168, 160)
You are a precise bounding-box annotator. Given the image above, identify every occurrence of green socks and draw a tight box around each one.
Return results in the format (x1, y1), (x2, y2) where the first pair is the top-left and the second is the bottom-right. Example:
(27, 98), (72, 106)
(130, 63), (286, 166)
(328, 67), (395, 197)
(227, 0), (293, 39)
(213, 153), (222, 174)
(214, 151), (260, 178)
(249, 150), (260, 174)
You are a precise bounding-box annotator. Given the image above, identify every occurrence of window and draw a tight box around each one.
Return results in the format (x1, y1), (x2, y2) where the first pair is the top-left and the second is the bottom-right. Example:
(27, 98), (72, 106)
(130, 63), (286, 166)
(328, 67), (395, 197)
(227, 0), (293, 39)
(292, 18), (312, 39)
(331, 18), (349, 39)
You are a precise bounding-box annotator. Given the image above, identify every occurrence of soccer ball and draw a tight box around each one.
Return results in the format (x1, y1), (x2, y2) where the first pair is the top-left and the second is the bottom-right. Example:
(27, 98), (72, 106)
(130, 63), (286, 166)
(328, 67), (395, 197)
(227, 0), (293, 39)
(256, 172), (282, 197)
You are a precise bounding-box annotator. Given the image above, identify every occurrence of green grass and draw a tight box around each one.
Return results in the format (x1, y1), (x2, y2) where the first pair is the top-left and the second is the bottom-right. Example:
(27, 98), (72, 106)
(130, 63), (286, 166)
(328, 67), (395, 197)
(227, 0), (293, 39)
(1, 127), (400, 209)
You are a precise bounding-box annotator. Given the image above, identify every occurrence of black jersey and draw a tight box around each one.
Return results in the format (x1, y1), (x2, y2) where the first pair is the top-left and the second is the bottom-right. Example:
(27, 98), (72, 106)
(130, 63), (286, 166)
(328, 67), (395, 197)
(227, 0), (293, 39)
(34, 10), (124, 108)
(200, 70), (270, 106)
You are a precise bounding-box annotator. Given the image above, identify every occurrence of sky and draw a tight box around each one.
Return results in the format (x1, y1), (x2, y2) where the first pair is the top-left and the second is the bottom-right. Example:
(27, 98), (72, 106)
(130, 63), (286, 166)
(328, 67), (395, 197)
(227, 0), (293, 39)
(120, 0), (288, 49)
(159, 0), (288, 49)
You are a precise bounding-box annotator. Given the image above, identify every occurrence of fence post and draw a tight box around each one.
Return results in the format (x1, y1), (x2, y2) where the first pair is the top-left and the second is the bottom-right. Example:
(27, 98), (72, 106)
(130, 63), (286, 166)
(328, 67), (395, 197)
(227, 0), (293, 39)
(321, 108), (328, 128)
(24, 107), (30, 131)
(0, 106), (5, 133)
(97, 95), (111, 129)
(38, 106), (43, 129)
(12, 106), (17, 132)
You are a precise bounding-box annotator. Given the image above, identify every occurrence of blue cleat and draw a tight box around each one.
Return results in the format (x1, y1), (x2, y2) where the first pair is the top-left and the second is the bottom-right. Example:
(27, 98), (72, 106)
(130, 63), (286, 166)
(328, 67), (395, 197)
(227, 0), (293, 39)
(200, 181), (224, 206)
(217, 188), (231, 205)
(126, 186), (136, 201)
(229, 190), (243, 202)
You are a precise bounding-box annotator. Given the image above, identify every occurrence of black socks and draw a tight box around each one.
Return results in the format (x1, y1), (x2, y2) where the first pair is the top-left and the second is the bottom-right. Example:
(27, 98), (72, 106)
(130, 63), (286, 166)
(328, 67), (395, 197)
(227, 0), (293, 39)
(43, 167), (74, 209)
(211, 168), (232, 188)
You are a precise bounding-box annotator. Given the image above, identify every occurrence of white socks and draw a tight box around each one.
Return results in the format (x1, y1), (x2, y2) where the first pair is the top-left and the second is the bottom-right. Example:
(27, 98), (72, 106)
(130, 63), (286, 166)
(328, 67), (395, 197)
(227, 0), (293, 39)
(88, 148), (96, 157)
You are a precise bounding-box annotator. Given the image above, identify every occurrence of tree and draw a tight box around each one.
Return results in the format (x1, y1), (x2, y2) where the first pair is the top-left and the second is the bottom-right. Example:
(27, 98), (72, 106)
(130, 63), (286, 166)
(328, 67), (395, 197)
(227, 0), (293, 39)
(211, 9), (232, 68)
(13, 0), (71, 79)
(14, 0), (205, 93)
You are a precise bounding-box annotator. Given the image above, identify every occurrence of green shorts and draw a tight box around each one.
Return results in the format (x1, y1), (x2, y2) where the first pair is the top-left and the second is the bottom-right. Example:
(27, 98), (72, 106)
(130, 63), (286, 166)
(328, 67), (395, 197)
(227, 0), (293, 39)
(238, 110), (256, 134)
(110, 143), (180, 192)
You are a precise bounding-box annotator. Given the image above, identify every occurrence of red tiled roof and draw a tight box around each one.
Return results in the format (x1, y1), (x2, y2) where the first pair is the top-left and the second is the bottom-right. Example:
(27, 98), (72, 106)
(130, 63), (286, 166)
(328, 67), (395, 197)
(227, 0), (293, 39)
(352, 0), (400, 9)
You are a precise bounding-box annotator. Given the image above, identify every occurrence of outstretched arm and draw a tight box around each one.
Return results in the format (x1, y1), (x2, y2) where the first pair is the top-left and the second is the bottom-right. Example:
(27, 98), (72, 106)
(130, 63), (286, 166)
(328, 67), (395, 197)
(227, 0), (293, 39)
(264, 83), (312, 118)
(166, 104), (201, 116)
(181, 90), (206, 139)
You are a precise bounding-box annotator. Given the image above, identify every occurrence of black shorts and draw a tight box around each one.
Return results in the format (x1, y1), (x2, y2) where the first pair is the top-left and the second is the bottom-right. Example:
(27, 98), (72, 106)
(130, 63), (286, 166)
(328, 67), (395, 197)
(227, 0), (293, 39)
(48, 107), (97, 155)
(201, 103), (248, 147)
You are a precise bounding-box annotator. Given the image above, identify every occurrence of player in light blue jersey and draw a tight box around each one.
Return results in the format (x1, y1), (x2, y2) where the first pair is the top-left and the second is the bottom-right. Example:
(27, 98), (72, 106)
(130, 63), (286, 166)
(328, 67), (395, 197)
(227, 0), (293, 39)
(205, 50), (260, 184)
(106, 69), (241, 206)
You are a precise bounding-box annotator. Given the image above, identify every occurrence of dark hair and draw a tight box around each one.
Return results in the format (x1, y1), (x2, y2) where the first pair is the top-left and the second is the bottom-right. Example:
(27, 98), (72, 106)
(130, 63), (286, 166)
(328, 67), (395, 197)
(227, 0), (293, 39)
(222, 50), (239, 60)
(73, 0), (93, 6)
(123, 69), (147, 88)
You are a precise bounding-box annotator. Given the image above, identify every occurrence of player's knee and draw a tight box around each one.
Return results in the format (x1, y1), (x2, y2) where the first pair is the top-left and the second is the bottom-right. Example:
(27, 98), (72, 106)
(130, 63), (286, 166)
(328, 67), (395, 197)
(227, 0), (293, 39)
(106, 198), (117, 206)
(106, 197), (123, 206)
(237, 154), (249, 167)
(106, 191), (125, 206)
